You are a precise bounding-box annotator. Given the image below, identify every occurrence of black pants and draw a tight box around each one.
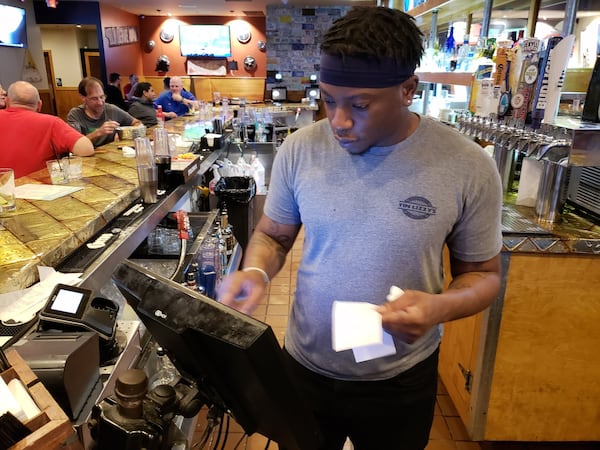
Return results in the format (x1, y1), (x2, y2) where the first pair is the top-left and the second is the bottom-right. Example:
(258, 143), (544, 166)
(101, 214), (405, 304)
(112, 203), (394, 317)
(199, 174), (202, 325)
(281, 348), (439, 450)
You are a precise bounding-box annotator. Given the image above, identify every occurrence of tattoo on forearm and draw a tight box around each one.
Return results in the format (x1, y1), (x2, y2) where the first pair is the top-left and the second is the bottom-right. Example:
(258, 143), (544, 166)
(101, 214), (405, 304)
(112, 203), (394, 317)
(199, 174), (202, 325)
(264, 222), (295, 248)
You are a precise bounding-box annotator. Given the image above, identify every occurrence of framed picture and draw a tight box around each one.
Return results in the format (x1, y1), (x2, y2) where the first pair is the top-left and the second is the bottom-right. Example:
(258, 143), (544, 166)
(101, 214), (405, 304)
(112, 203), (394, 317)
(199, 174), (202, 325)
(104, 26), (139, 47)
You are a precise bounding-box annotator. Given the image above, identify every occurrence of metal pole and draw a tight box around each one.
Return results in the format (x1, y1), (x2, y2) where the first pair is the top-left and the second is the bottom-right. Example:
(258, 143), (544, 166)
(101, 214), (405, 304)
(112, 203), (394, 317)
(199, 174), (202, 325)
(429, 9), (438, 49)
(465, 13), (473, 43)
(527, 0), (541, 38)
(480, 0), (493, 39)
(562, 0), (579, 36)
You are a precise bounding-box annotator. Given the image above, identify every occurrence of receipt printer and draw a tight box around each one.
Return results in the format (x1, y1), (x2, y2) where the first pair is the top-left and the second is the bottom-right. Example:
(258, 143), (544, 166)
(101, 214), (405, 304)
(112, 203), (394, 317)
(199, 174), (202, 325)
(12, 331), (100, 420)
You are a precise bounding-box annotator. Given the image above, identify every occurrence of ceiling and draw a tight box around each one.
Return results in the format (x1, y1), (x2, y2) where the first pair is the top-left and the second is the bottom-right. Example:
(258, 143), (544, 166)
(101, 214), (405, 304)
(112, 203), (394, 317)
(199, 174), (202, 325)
(91, 0), (374, 17)
(52, 0), (600, 27)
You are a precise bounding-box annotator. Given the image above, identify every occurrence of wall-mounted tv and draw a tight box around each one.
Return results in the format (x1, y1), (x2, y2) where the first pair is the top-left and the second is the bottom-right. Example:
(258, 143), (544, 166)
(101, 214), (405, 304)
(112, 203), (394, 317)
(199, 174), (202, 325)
(179, 24), (232, 58)
(0, 4), (27, 49)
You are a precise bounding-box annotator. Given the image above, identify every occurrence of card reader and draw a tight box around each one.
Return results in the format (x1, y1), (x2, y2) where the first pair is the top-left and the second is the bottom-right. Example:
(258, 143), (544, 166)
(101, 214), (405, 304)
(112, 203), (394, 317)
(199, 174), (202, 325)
(38, 284), (118, 340)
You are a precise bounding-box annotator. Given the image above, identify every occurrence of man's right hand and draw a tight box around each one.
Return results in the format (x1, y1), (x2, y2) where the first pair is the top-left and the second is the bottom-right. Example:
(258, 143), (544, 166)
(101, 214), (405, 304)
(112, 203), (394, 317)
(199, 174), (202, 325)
(98, 120), (120, 136)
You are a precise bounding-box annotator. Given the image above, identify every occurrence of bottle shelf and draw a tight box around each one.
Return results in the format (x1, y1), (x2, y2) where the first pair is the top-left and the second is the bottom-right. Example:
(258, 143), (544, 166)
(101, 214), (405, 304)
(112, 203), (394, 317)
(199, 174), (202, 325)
(415, 71), (474, 86)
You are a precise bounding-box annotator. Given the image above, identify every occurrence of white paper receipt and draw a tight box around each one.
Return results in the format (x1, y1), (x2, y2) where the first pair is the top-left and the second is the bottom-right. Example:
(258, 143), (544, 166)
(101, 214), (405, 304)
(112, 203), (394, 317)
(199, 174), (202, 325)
(332, 286), (405, 363)
(332, 301), (383, 352)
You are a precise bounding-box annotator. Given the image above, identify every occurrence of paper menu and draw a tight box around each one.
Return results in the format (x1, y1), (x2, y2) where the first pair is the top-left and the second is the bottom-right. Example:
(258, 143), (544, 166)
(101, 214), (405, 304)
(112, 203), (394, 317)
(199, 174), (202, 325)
(15, 184), (83, 201)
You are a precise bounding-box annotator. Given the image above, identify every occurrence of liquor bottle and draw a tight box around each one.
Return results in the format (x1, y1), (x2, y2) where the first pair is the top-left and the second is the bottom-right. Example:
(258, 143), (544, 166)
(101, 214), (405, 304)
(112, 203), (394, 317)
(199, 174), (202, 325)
(220, 206), (229, 229)
(149, 345), (179, 389)
(198, 233), (221, 298)
(222, 225), (234, 257)
(445, 26), (456, 71)
(445, 26), (455, 54)
(156, 105), (165, 127)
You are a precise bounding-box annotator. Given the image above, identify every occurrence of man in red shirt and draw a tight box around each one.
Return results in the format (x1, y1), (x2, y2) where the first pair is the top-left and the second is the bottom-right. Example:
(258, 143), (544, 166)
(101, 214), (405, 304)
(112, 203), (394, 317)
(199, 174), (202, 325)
(0, 84), (7, 109)
(0, 81), (94, 178)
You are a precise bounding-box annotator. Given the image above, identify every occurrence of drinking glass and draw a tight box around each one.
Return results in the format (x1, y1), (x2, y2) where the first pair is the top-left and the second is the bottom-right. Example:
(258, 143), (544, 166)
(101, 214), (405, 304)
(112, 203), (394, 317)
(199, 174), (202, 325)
(153, 127), (170, 156)
(134, 137), (154, 167)
(46, 159), (69, 184)
(66, 156), (83, 180)
(0, 168), (16, 215)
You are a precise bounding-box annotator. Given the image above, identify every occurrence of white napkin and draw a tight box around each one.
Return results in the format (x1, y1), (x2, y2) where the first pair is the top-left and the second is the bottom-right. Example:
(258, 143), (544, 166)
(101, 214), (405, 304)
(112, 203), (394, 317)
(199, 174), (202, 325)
(122, 146), (136, 157)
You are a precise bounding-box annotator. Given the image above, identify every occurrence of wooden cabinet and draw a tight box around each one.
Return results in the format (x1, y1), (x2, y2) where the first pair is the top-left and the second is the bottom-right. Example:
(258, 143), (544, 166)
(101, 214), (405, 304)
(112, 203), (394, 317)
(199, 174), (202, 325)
(439, 252), (600, 441)
(2, 349), (81, 450)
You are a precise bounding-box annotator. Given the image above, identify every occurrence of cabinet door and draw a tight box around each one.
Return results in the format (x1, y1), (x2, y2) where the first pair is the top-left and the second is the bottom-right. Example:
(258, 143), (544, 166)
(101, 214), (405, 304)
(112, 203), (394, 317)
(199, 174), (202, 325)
(439, 313), (482, 424)
(438, 246), (483, 426)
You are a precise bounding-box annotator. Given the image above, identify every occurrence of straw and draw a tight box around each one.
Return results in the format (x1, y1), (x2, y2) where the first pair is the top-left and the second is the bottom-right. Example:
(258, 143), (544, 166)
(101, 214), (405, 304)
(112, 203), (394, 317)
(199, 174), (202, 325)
(51, 142), (63, 171)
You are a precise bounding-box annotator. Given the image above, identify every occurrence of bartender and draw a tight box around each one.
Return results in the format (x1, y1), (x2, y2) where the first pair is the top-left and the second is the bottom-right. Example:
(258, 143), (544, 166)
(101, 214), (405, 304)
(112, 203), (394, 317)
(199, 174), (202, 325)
(67, 76), (141, 148)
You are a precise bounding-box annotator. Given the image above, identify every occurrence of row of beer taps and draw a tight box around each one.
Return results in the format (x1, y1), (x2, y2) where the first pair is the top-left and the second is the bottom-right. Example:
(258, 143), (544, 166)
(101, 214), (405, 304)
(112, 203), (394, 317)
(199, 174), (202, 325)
(456, 113), (572, 162)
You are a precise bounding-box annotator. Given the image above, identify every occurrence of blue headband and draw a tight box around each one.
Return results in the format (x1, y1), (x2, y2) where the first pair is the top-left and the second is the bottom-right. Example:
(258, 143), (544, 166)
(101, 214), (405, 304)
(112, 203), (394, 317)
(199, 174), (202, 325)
(319, 54), (415, 88)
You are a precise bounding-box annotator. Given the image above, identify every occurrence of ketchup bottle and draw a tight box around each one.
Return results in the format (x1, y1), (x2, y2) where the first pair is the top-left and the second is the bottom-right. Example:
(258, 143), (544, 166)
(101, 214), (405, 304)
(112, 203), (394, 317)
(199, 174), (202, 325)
(156, 105), (165, 127)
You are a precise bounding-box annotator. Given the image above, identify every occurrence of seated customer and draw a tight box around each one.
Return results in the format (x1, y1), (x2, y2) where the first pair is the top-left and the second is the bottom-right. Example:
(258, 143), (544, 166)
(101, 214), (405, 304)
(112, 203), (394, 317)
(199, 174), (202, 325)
(123, 73), (139, 101)
(155, 76), (197, 119)
(162, 77), (170, 93)
(105, 72), (128, 111)
(67, 77), (141, 148)
(128, 82), (158, 128)
(0, 81), (94, 178)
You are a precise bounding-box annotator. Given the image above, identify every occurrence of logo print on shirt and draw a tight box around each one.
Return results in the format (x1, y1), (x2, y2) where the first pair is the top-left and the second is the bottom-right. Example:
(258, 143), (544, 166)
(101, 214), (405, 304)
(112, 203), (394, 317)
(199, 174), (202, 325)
(398, 196), (437, 220)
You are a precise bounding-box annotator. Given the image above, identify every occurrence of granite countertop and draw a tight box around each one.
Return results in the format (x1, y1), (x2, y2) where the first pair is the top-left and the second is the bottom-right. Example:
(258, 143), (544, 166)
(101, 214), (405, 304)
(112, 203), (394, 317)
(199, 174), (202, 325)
(502, 202), (600, 255)
(0, 141), (140, 293)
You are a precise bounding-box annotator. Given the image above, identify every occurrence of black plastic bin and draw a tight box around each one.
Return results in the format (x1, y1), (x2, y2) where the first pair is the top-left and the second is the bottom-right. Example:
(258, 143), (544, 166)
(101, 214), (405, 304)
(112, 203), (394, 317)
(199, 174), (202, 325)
(214, 176), (256, 251)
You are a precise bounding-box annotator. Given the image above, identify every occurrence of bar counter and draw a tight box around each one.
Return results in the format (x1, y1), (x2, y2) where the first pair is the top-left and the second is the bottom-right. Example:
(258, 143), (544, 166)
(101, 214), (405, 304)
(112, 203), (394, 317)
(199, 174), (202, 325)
(0, 111), (227, 294)
(0, 141), (140, 293)
(440, 202), (600, 441)
(0, 103), (320, 294)
(501, 203), (600, 254)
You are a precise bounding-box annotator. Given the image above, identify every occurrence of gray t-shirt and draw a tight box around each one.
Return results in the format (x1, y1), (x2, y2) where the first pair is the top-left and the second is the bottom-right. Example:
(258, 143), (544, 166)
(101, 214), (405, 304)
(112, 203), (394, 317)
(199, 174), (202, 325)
(264, 115), (503, 381)
(67, 103), (137, 147)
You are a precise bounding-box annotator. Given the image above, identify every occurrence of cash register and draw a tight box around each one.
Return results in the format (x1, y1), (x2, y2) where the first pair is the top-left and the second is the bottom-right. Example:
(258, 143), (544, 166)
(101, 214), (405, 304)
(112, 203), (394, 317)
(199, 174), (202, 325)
(12, 284), (120, 420)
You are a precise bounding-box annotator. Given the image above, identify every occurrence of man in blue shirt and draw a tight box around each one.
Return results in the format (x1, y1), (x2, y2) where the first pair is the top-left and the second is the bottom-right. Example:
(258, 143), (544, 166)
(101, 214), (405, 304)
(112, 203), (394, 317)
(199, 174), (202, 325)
(155, 76), (197, 118)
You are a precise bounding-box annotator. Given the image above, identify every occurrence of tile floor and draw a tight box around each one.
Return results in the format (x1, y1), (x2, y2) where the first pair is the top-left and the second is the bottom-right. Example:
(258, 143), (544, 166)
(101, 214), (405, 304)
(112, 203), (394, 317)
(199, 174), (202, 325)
(193, 231), (598, 450)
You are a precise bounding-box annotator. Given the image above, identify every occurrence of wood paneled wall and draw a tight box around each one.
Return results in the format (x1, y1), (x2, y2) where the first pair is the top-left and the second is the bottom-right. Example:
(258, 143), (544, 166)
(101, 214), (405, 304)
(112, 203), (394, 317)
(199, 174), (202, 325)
(143, 76), (266, 102)
(38, 90), (54, 115)
(142, 76), (193, 98)
(54, 87), (82, 121)
(191, 77), (266, 102)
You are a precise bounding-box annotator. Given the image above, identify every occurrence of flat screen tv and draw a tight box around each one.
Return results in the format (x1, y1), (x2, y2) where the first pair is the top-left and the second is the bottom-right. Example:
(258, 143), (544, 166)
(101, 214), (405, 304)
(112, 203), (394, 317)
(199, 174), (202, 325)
(179, 24), (231, 58)
(111, 259), (322, 450)
(0, 4), (27, 49)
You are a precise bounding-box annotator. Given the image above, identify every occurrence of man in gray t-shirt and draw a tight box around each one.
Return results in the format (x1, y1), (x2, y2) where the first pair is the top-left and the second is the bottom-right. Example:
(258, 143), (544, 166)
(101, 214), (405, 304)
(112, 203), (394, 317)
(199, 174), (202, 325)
(67, 77), (140, 148)
(218, 7), (502, 450)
